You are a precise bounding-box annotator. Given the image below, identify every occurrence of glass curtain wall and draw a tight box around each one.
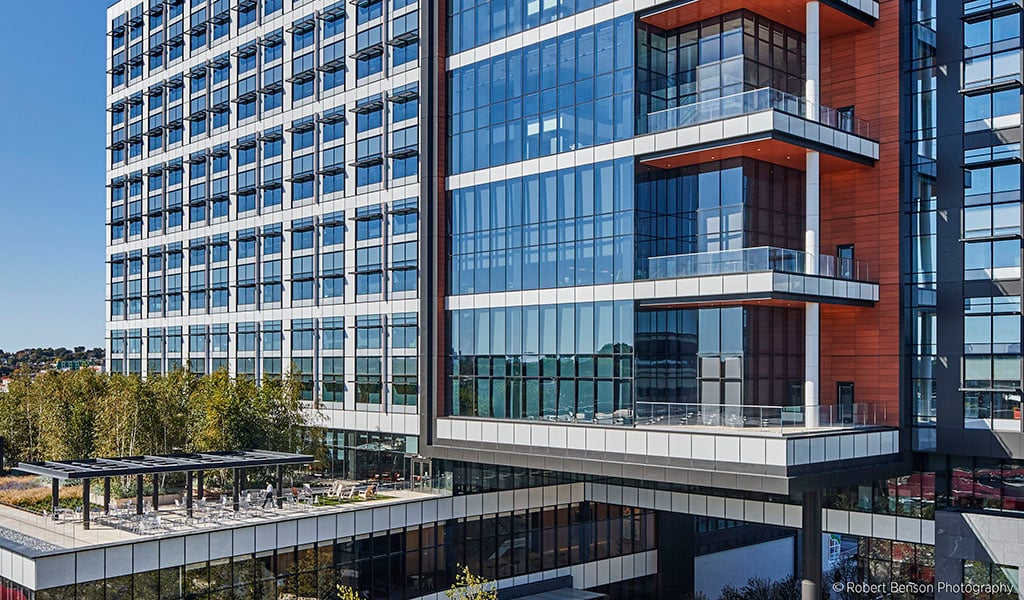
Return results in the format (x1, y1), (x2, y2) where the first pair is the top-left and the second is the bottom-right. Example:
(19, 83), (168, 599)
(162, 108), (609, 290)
(634, 306), (804, 416)
(635, 158), (805, 278)
(636, 10), (805, 134)
(28, 502), (656, 600)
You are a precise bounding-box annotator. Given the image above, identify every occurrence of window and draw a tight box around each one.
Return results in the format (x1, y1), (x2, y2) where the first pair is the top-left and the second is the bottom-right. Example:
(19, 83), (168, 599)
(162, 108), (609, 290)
(291, 319), (315, 351)
(357, 0), (382, 24)
(392, 97), (418, 124)
(355, 357), (382, 403)
(322, 256), (345, 300)
(292, 54), (316, 101)
(264, 34), (284, 62)
(263, 321), (283, 352)
(965, 88), (1021, 132)
(239, 3), (257, 27)
(392, 198), (418, 235)
(323, 41), (346, 91)
(392, 357), (417, 405)
(238, 230), (257, 258)
(391, 241), (417, 292)
(292, 219), (315, 250)
(322, 212), (345, 246)
(323, 2), (346, 38)
(393, 40), (418, 67)
(323, 317), (345, 350)
(963, 561), (1019, 599)
(356, 136), (383, 186)
(356, 247), (383, 295)
(292, 256), (315, 300)
(355, 26), (384, 78)
(356, 315), (383, 348)
(392, 312), (417, 348)
(964, 162), (1021, 240)
(965, 239), (1021, 280)
(356, 206), (383, 240)
(323, 111), (345, 143)
(356, 98), (383, 131)
(323, 357), (345, 402)
(293, 22), (315, 51)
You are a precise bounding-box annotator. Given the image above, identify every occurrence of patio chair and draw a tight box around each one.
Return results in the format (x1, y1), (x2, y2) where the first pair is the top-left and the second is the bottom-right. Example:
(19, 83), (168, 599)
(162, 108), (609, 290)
(341, 486), (356, 501)
(362, 485), (377, 500)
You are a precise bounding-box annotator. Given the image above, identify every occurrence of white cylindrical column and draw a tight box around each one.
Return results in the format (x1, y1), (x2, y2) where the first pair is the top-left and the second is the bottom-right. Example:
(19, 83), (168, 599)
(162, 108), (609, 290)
(806, 151), (820, 273)
(805, 303), (820, 428)
(805, 1), (820, 122)
(804, 137), (821, 426)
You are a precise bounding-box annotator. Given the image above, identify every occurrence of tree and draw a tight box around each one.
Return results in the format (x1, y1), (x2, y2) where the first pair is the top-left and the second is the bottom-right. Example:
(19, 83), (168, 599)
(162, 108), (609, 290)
(0, 368), (315, 472)
(719, 576), (800, 600)
(0, 375), (43, 466)
(445, 565), (498, 600)
(337, 585), (364, 600)
(34, 369), (106, 460)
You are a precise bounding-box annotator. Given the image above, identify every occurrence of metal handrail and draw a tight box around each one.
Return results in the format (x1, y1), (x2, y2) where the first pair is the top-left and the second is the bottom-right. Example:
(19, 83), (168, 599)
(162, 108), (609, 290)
(648, 246), (874, 282)
(633, 401), (888, 433)
(646, 87), (874, 139)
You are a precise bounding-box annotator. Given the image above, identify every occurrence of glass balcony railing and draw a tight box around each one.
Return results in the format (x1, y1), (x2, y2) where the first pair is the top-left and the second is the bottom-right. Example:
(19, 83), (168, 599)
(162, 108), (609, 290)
(634, 401), (889, 432)
(648, 246), (874, 283)
(646, 88), (875, 140)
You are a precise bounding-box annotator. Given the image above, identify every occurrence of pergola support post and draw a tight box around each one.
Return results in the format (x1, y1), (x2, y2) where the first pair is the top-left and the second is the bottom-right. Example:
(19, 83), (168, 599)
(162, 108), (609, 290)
(136, 474), (144, 515)
(186, 470), (194, 518)
(197, 470), (205, 499)
(276, 465), (284, 509)
(82, 478), (91, 530)
(151, 473), (160, 512)
(103, 477), (111, 515)
(51, 478), (59, 520)
(232, 468), (240, 512)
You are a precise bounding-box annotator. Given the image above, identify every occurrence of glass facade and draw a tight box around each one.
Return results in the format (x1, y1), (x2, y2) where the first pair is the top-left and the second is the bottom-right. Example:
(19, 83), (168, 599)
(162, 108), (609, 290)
(635, 306), (805, 413)
(447, 0), (614, 54)
(635, 158), (805, 278)
(448, 301), (633, 421)
(16, 501), (655, 600)
(636, 11), (805, 134)
(106, 0), (422, 412)
(447, 17), (634, 174)
(447, 302), (805, 421)
(448, 159), (633, 294)
(323, 429), (419, 481)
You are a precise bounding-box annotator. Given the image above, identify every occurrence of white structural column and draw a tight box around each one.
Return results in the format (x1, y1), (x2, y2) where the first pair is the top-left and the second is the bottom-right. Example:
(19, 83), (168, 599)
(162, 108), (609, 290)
(805, 1), (820, 121)
(804, 1), (821, 429)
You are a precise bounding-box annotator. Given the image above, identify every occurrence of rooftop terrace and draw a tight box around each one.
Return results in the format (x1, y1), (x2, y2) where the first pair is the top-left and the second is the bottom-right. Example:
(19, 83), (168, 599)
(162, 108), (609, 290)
(0, 479), (446, 556)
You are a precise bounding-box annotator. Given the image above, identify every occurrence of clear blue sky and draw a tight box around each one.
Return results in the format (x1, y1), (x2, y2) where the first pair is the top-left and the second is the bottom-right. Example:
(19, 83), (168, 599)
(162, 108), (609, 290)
(0, 2), (107, 351)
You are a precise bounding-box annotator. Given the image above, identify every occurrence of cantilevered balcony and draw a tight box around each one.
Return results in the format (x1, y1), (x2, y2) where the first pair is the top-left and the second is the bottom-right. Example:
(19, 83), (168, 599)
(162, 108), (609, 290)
(430, 414), (902, 494)
(641, 246), (879, 306)
(638, 88), (879, 166)
(634, 401), (889, 432)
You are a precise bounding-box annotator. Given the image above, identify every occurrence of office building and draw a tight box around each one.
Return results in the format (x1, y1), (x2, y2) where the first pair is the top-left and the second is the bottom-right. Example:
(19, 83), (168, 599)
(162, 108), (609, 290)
(35, 0), (1016, 597)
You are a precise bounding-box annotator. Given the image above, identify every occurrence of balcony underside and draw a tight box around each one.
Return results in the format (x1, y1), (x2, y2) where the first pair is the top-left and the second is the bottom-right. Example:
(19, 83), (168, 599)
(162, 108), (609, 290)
(640, 136), (874, 172)
(429, 417), (904, 495)
(637, 110), (879, 169)
(640, 0), (878, 36)
(634, 272), (879, 307)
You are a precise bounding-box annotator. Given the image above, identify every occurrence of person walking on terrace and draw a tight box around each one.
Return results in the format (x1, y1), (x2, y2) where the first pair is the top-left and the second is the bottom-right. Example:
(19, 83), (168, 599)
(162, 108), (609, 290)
(262, 481), (275, 508)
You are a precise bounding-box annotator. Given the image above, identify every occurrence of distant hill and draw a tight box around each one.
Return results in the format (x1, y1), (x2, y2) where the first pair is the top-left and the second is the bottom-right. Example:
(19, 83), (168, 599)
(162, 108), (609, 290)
(0, 347), (104, 377)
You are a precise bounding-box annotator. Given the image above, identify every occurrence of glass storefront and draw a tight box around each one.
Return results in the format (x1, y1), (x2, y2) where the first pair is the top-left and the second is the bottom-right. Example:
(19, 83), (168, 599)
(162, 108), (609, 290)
(323, 430), (419, 482)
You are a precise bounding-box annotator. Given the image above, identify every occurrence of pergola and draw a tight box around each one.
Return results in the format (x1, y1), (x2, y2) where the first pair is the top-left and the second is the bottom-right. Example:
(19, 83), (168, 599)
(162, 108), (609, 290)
(16, 450), (313, 530)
